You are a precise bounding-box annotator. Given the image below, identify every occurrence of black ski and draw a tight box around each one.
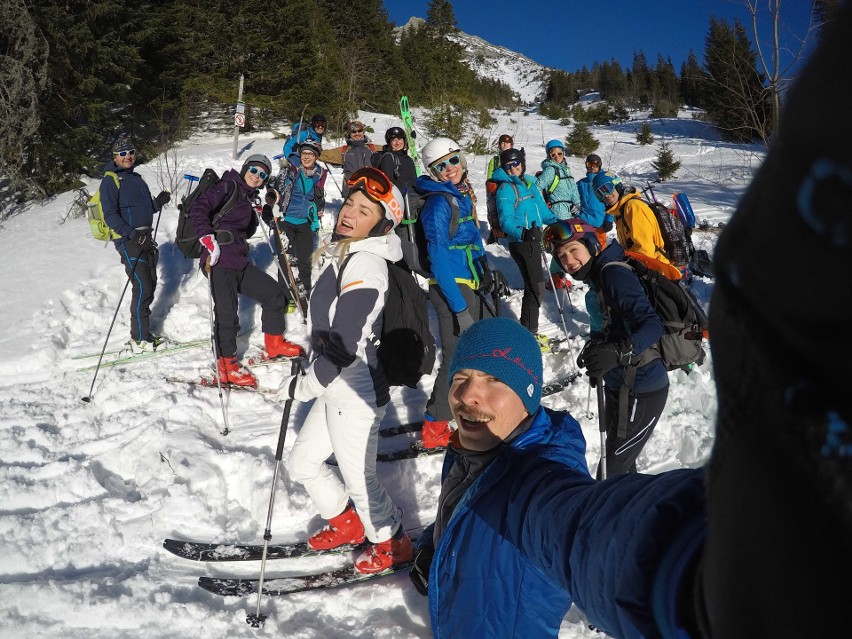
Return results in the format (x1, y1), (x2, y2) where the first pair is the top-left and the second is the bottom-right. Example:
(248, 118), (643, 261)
(378, 441), (445, 462)
(197, 560), (415, 597)
(163, 538), (368, 562)
(378, 421), (422, 438)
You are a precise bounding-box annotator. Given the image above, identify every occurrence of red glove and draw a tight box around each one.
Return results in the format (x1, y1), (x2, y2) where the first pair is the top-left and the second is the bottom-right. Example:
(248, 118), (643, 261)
(200, 234), (220, 266)
(550, 273), (571, 289)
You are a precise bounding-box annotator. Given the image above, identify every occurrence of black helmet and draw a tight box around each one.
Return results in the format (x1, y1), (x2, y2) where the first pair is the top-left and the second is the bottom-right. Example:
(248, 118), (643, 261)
(500, 148), (525, 174)
(311, 113), (327, 127)
(385, 126), (407, 147)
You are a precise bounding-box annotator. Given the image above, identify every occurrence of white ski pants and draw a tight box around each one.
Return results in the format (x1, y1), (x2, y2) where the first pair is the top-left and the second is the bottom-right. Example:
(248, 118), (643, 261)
(287, 398), (401, 542)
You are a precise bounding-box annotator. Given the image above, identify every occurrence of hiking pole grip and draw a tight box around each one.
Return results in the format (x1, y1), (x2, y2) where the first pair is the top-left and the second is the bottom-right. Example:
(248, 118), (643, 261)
(274, 359), (301, 460)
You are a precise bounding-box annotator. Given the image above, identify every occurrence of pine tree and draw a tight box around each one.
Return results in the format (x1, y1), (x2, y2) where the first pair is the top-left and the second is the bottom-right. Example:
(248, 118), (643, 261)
(566, 122), (599, 157)
(651, 141), (681, 181)
(636, 122), (654, 145)
(679, 52), (705, 108)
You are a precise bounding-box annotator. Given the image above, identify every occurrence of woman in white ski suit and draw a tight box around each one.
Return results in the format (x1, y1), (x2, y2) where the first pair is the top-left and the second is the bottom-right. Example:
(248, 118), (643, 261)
(282, 167), (414, 574)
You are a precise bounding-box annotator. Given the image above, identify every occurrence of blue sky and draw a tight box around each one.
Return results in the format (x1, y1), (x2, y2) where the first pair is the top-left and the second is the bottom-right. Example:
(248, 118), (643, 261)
(383, 0), (817, 73)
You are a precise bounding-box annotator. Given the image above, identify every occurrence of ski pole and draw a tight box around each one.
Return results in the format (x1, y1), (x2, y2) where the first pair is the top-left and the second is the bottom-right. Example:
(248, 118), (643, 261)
(596, 381), (607, 480)
(540, 245), (569, 338)
(246, 358), (302, 628)
(206, 259), (231, 436)
(256, 210), (307, 324)
(82, 205), (165, 403)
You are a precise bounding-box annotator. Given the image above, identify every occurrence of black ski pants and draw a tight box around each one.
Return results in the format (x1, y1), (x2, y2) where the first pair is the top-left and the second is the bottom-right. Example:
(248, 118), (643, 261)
(281, 220), (315, 293)
(598, 383), (668, 478)
(426, 283), (492, 422)
(508, 238), (546, 334)
(208, 263), (286, 358)
(117, 240), (158, 342)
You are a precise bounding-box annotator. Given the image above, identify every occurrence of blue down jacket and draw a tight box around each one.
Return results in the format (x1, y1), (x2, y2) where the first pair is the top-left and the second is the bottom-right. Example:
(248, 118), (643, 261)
(428, 406), (705, 638)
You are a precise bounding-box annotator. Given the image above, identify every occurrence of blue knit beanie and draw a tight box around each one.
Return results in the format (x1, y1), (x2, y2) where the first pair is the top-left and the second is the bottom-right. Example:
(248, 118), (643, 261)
(449, 317), (543, 414)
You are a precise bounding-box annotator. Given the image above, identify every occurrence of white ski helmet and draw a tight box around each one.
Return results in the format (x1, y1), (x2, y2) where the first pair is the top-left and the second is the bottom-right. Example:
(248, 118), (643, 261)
(422, 137), (467, 180)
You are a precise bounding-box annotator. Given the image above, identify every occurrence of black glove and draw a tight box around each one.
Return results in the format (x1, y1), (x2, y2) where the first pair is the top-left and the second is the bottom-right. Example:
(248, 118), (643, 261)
(476, 256), (493, 293)
(600, 220), (614, 233)
(134, 230), (155, 251)
(154, 190), (171, 209)
(577, 340), (633, 382)
(521, 225), (542, 244)
(265, 187), (279, 207)
(409, 545), (434, 596)
(261, 204), (274, 226)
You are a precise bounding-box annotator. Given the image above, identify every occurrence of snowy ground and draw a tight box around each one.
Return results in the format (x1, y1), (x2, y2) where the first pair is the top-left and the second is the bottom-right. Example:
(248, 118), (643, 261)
(0, 107), (756, 638)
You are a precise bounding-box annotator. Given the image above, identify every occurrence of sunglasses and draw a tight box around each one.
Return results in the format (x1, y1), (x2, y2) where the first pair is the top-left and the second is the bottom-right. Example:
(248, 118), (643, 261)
(313, 122), (327, 128)
(351, 129), (364, 134)
(595, 182), (617, 201)
(503, 160), (522, 170)
(549, 150), (564, 156)
(431, 154), (462, 173)
(116, 150), (135, 157)
(247, 166), (269, 180)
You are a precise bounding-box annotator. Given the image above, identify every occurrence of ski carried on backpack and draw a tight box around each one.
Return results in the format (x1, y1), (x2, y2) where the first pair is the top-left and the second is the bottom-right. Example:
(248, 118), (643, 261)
(399, 96), (421, 176)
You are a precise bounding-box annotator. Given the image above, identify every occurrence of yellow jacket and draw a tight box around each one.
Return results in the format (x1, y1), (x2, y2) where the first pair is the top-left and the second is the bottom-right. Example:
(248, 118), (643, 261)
(606, 190), (672, 265)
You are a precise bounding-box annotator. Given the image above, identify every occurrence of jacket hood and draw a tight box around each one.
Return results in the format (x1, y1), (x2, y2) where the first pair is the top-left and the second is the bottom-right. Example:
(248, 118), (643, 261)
(413, 175), (463, 198)
(221, 168), (256, 195)
(589, 239), (626, 282)
(323, 232), (404, 264)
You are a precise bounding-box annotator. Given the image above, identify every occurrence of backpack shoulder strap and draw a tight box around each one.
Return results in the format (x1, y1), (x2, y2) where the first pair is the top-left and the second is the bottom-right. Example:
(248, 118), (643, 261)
(334, 253), (356, 295)
(104, 171), (120, 189)
(211, 179), (241, 226)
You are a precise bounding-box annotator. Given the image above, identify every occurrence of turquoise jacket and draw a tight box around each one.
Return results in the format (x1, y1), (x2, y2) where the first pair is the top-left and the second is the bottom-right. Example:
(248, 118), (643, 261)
(577, 171), (613, 228)
(536, 158), (580, 220)
(491, 167), (558, 242)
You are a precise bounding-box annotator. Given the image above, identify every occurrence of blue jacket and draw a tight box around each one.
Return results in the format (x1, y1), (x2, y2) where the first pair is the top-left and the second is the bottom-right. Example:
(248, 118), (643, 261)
(536, 158), (580, 220)
(99, 160), (159, 243)
(282, 124), (324, 157)
(591, 241), (668, 392)
(428, 406), (705, 639)
(577, 171), (613, 228)
(271, 156), (327, 227)
(491, 167), (558, 242)
(413, 176), (485, 313)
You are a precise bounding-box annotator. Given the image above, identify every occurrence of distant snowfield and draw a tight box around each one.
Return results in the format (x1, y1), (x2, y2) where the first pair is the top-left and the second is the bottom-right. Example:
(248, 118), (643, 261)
(0, 107), (757, 638)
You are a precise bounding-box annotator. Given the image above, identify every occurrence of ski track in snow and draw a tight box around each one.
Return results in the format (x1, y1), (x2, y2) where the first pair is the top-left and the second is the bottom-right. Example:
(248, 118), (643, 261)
(0, 107), (753, 638)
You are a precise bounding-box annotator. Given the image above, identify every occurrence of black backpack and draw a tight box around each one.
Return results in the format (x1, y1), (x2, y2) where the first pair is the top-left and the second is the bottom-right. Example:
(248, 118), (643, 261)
(337, 254), (436, 388)
(398, 190), (461, 279)
(176, 169), (240, 258)
(600, 258), (707, 370)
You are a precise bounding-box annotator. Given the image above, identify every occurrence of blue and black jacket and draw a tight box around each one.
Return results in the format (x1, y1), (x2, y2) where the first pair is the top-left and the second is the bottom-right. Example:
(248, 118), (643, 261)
(99, 160), (159, 243)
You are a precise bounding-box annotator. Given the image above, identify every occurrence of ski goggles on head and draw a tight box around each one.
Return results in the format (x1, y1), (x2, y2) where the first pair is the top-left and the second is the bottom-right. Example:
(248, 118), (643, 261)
(503, 159), (522, 170)
(116, 149), (135, 157)
(595, 181), (618, 200)
(542, 220), (594, 252)
(347, 167), (402, 225)
(430, 154), (462, 173)
(388, 131), (405, 140)
(247, 165), (269, 180)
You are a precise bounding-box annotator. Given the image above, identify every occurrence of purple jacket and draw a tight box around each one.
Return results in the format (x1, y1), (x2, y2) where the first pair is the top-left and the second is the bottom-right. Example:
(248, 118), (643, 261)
(188, 169), (259, 271)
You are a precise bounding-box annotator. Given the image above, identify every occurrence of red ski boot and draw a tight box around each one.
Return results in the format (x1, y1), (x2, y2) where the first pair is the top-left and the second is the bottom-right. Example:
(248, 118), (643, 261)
(216, 357), (258, 388)
(354, 528), (414, 575)
(421, 419), (453, 449)
(263, 333), (304, 360)
(308, 504), (365, 550)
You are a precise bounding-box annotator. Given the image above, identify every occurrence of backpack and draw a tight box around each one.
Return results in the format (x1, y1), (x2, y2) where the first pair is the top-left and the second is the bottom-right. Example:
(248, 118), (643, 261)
(601, 258), (707, 371)
(175, 168), (240, 258)
(399, 190), (462, 279)
(622, 194), (694, 268)
(87, 172), (122, 242)
(336, 254), (436, 388)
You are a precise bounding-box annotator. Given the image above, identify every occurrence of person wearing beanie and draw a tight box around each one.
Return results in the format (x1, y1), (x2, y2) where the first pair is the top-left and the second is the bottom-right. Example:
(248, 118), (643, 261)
(98, 135), (171, 353)
(340, 121), (381, 197)
(576, 153), (613, 248)
(282, 167), (414, 575)
(409, 315), (705, 638)
(266, 140), (328, 295)
(414, 137), (494, 449)
(484, 133), (514, 244)
(592, 170), (671, 265)
(545, 218), (669, 477)
(188, 153), (303, 388)
(490, 146), (559, 347)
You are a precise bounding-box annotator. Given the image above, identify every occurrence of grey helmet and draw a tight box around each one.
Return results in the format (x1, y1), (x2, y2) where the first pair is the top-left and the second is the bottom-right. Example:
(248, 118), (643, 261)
(240, 153), (272, 182)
